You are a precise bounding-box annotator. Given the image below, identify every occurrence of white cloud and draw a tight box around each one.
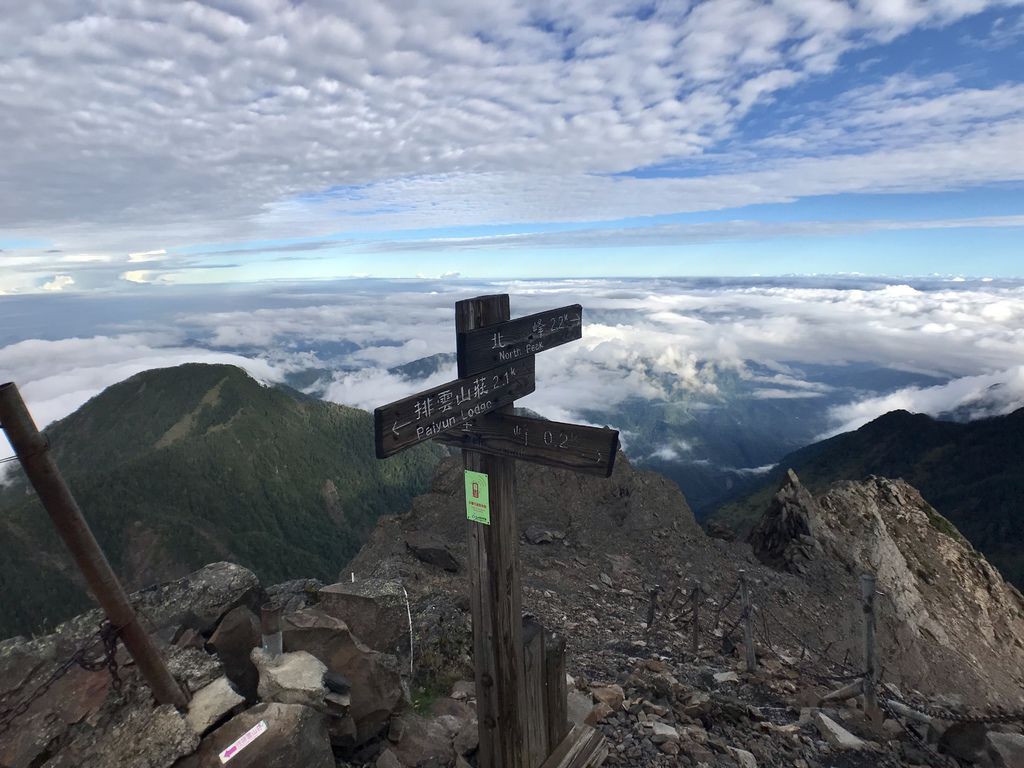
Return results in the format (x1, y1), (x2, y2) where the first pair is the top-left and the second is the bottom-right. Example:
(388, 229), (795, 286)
(121, 270), (162, 284)
(826, 366), (1024, 434)
(127, 249), (167, 263)
(0, 334), (294, 480)
(41, 274), (74, 291)
(0, 0), (1020, 263)
(4, 277), (1024, 480)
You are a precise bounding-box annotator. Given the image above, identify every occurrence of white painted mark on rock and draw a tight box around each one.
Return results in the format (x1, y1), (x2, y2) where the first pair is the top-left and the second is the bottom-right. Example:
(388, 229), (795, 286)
(219, 720), (267, 764)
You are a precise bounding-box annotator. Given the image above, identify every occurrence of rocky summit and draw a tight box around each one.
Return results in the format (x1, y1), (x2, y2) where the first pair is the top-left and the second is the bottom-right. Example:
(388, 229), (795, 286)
(2, 456), (1024, 768)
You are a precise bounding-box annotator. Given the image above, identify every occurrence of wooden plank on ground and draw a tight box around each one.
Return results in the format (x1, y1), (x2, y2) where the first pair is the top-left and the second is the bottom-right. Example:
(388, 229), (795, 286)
(436, 412), (618, 477)
(539, 724), (608, 768)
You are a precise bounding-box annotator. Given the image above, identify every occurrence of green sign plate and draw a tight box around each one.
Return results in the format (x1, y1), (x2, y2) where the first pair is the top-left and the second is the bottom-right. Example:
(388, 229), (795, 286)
(464, 469), (490, 525)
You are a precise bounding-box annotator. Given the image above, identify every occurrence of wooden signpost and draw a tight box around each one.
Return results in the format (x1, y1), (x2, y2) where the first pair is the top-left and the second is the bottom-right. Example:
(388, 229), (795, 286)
(374, 294), (618, 768)
(437, 412), (618, 477)
(457, 304), (583, 376)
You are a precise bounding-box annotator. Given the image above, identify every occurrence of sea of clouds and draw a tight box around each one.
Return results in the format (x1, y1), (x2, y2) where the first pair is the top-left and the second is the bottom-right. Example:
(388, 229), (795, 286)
(2, 276), (1023, 480)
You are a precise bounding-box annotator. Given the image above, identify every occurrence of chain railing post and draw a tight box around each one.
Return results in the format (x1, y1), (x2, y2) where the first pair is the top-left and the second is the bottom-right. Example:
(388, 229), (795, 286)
(740, 570), (757, 672)
(861, 573), (880, 723)
(691, 583), (702, 656)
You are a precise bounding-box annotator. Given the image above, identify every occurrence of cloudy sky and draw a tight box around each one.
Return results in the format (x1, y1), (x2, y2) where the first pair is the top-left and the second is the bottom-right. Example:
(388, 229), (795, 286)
(1, 0), (1022, 293)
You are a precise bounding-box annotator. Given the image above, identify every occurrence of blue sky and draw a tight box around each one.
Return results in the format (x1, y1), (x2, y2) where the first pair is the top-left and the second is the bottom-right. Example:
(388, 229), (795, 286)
(0, 0), (1022, 292)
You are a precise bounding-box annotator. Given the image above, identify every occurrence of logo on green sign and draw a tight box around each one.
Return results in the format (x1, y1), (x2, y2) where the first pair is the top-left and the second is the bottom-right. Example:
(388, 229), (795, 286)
(464, 470), (490, 525)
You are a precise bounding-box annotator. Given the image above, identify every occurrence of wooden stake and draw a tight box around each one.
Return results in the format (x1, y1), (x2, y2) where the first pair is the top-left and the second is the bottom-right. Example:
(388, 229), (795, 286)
(457, 295), (529, 768)
(522, 617), (548, 767)
(740, 570), (757, 672)
(543, 631), (569, 751)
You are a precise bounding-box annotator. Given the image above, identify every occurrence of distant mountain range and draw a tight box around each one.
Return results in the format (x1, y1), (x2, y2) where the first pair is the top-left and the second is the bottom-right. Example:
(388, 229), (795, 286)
(712, 407), (1024, 588)
(364, 350), (952, 516)
(0, 363), (442, 638)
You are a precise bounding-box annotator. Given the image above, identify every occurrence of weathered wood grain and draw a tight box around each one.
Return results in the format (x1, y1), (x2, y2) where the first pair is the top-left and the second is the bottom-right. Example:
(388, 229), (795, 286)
(458, 294), (530, 768)
(373, 356), (535, 458)
(543, 631), (569, 751)
(457, 304), (582, 376)
(523, 616), (549, 767)
(436, 412), (618, 477)
(539, 725), (608, 768)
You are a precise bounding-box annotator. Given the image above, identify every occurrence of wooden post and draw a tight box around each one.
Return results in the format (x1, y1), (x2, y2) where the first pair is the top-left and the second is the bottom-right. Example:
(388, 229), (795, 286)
(522, 617), (548, 767)
(0, 382), (189, 708)
(646, 585), (660, 630)
(457, 295), (529, 768)
(691, 583), (701, 656)
(861, 573), (879, 722)
(543, 631), (569, 751)
(740, 570), (757, 672)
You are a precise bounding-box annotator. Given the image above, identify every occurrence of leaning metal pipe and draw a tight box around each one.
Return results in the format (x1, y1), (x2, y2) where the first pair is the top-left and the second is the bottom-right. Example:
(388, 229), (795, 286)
(0, 382), (189, 708)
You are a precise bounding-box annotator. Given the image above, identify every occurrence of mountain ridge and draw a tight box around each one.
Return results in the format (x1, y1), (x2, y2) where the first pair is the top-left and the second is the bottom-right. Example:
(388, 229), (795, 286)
(712, 405), (1024, 587)
(0, 363), (443, 638)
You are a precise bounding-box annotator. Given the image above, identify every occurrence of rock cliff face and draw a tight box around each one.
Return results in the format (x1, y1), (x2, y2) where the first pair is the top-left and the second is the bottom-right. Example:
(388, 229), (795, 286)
(5, 457), (1024, 768)
(811, 476), (1024, 703)
(352, 457), (1024, 710)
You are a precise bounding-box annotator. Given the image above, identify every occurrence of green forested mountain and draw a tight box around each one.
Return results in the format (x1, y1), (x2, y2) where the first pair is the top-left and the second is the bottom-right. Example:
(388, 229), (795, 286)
(712, 408), (1024, 587)
(0, 363), (443, 638)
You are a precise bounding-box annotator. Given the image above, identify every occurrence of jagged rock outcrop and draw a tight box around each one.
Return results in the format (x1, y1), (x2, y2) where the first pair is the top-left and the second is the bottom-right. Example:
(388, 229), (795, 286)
(746, 469), (821, 573)
(811, 476), (1024, 706)
(0, 562), (259, 768)
(282, 609), (404, 745)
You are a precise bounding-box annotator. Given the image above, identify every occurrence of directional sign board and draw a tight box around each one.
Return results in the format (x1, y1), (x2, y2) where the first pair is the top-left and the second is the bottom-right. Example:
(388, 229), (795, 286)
(374, 357), (536, 458)
(437, 412), (619, 477)
(456, 304), (582, 377)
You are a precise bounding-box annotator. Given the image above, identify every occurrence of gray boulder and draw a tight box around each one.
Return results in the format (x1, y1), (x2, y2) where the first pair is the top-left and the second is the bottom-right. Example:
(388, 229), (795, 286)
(207, 606), (261, 701)
(283, 608), (404, 744)
(186, 676), (245, 736)
(988, 731), (1024, 768)
(319, 579), (408, 654)
(173, 702), (333, 768)
(42, 703), (199, 768)
(405, 532), (460, 572)
(252, 648), (327, 709)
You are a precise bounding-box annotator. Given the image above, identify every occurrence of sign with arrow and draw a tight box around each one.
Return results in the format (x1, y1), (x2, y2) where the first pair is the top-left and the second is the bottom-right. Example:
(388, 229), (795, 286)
(374, 357), (536, 458)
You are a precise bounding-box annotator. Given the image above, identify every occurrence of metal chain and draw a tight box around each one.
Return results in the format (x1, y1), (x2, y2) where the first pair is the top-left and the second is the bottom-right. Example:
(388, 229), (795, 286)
(0, 621), (122, 735)
(886, 688), (1024, 725)
(878, 695), (959, 768)
(0, 437), (51, 465)
(720, 604), (749, 641)
(754, 619), (863, 686)
(758, 599), (855, 676)
(709, 580), (741, 632)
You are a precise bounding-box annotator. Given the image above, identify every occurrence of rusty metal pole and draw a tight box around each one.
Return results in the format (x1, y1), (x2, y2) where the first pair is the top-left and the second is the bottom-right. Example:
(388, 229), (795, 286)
(0, 382), (189, 708)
